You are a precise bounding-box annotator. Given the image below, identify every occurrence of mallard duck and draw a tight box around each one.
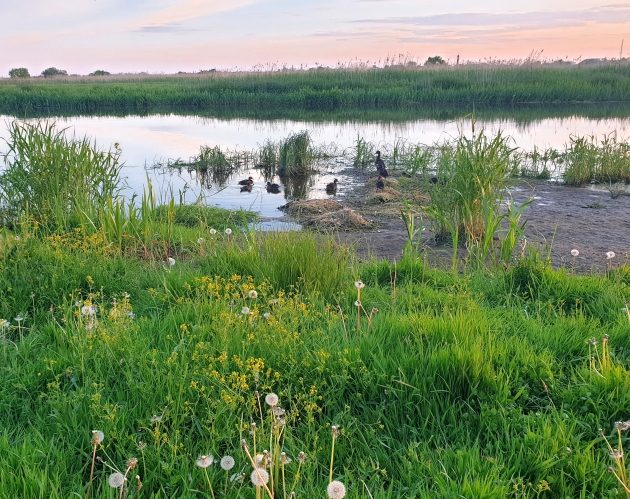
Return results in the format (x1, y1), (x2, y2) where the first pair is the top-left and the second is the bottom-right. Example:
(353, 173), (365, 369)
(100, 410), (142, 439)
(238, 176), (254, 185)
(266, 181), (281, 193)
(375, 150), (389, 177)
(376, 175), (385, 191)
(325, 178), (338, 194)
(240, 183), (253, 192)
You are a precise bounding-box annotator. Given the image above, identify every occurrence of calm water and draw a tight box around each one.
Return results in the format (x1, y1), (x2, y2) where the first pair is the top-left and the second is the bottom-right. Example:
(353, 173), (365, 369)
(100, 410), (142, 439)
(1, 114), (629, 218)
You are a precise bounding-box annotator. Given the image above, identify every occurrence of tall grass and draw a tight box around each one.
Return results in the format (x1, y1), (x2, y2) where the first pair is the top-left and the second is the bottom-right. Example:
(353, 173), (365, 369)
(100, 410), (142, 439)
(0, 121), (122, 233)
(2, 63), (630, 116)
(564, 133), (630, 186)
(278, 131), (315, 177)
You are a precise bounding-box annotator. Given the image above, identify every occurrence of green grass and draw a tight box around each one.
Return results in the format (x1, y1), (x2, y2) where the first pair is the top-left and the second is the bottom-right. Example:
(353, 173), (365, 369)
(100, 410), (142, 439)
(2, 63), (630, 117)
(1, 232), (629, 497)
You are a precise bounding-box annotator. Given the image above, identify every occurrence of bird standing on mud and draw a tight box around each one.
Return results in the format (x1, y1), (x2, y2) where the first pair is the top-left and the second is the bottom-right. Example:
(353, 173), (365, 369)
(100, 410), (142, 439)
(325, 178), (338, 194)
(375, 151), (389, 177)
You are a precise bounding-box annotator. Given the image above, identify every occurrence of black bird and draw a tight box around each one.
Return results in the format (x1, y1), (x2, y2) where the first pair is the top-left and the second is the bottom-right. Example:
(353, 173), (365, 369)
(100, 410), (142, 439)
(238, 176), (254, 186)
(376, 175), (385, 191)
(266, 181), (281, 194)
(325, 178), (338, 194)
(240, 183), (253, 192)
(375, 150), (389, 177)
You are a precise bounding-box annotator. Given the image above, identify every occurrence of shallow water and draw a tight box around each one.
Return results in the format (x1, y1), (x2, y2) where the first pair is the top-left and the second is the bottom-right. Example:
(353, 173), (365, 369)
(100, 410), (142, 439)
(1, 114), (629, 219)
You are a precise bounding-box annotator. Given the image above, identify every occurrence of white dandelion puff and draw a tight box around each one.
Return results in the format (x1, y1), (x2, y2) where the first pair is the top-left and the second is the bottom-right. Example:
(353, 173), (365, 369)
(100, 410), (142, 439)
(248, 290), (258, 299)
(327, 480), (347, 498)
(225, 228), (233, 235)
(91, 430), (105, 445)
(606, 251), (616, 259)
(209, 228), (217, 235)
(265, 392), (279, 407)
(81, 305), (97, 317)
(354, 280), (365, 289)
(263, 312), (271, 320)
(220, 455), (235, 471)
(250, 468), (269, 486)
(108, 472), (125, 489)
(570, 249), (579, 257)
(167, 257), (176, 267)
(196, 455), (214, 468)
(241, 306), (250, 316)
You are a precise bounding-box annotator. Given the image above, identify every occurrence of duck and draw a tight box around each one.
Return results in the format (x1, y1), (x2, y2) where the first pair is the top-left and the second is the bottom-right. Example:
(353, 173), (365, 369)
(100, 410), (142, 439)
(266, 181), (281, 194)
(240, 183), (253, 192)
(376, 175), (385, 191)
(238, 176), (254, 186)
(375, 150), (389, 177)
(325, 178), (338, 194)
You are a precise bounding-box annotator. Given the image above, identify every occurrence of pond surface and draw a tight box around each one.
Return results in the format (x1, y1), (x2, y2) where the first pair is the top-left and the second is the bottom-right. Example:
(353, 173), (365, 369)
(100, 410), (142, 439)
(1, 114), (629, 219)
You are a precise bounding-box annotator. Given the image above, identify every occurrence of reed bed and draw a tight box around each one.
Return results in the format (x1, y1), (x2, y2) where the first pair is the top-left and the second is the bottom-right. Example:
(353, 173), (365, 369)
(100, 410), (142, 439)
(2, 64), (630, 116)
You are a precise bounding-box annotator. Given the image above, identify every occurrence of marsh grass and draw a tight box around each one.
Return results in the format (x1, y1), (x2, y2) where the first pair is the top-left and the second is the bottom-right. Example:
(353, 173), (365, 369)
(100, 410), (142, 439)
(564, 133), (630, 186)
(278, 131), (315, 177)
(353, 135), (375, 168)
(0, 121), (122, 233)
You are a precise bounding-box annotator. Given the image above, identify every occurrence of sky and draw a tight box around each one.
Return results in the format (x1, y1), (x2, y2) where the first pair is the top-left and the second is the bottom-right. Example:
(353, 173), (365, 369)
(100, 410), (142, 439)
(2, 0), (629, 76)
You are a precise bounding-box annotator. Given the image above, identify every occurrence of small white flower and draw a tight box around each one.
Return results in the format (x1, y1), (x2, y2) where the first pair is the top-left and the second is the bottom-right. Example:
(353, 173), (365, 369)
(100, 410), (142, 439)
(197, 237), (205, 244)
(327, 480), (346, 499)
(250, 468), (269, 487)
(241, 306), (250, 315)
(354, 280), (365, 289)
(108, 472), (125, 489)
(196, 455), (214, 468)
(606, 251), (616, 259)
(220, 455), (235, 471)
(209, 228), (217, 235)
(225, 228), (233, 235)
(248, 290), (258, 299)
(167, 257), (176, 267)
(265, 393), (279, 407)
(570, 249), (579, 257)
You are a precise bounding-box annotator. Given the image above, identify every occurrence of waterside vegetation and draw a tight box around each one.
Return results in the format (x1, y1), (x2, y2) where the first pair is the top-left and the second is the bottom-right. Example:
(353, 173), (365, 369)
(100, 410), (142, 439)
(2, 63), (630, 117)
(0, 118), (630, 498)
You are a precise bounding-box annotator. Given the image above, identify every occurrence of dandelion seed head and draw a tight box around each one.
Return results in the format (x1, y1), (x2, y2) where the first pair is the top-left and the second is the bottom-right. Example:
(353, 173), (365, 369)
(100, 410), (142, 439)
(354, 280), (365, 289)
(108, 472), (125, 489)
(209, 228), (217, 235)
(606, 251), (616, 259)
(225, 228), (233, 235)
(150, 415), (162, 424)
(248, 290), (258, 299)
(167, 257), (176, 267)
(220, 455), (235, 471)
(241, 306), (250, 316)
(354, 300), (361, 307)
(14, 314), (24, 322)
(196, 455), (214, 468)
(91, 430), (105, 445)
(615, 421), (630, 431)
(331, 425), (340, 437)
(126, 457), (138, 470)
(298, 451), (306, 463)
(197, 238), (205, 244)
(327, 480), (347, 498)
(265, 392), (279, 407)
(263, 312), (271, 320)
(610, 449), (624, 460)
(570, 249), (579, 257)
(250, 467), (269, 486)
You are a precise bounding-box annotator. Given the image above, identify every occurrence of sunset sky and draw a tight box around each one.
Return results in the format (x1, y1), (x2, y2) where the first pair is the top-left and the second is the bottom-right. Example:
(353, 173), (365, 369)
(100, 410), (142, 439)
(2, 0), (629, 76)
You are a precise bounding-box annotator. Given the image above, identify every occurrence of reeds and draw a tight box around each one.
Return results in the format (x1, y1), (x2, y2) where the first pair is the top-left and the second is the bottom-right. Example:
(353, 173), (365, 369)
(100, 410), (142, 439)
(278, 131), (315, 177)
(563, 133), (630, 186)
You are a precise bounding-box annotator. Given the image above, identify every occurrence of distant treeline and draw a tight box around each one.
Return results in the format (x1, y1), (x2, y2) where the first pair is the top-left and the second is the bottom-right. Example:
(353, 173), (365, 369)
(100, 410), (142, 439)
(1, 64), (630, 117)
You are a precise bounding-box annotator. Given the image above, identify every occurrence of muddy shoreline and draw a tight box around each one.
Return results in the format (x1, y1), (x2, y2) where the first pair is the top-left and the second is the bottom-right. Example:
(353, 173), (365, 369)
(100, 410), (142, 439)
(282, 167), (630, 272)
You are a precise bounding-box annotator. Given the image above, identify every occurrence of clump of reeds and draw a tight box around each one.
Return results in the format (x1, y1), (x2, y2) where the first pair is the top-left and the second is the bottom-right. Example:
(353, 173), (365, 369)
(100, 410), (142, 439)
(278, 131), (315, 177)
(0, 121), (122, 234)
(564, 133), (630, 186)
(353, 135), (375, 168)
(258, 140), (278, 178)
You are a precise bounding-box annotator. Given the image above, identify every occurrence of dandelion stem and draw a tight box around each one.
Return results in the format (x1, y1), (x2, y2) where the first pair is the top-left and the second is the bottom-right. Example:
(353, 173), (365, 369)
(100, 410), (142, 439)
(204, 468), (216, 499)
(242, 441), (274, 498)
(86, 443), (97, 499)
(329, 431), (337, 483)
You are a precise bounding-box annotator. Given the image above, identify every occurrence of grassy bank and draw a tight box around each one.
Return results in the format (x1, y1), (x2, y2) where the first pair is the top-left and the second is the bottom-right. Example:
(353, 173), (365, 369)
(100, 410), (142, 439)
(2, 64), (630, 116)
(1, 121), (629, 498)
(1, 228), (629, 498)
